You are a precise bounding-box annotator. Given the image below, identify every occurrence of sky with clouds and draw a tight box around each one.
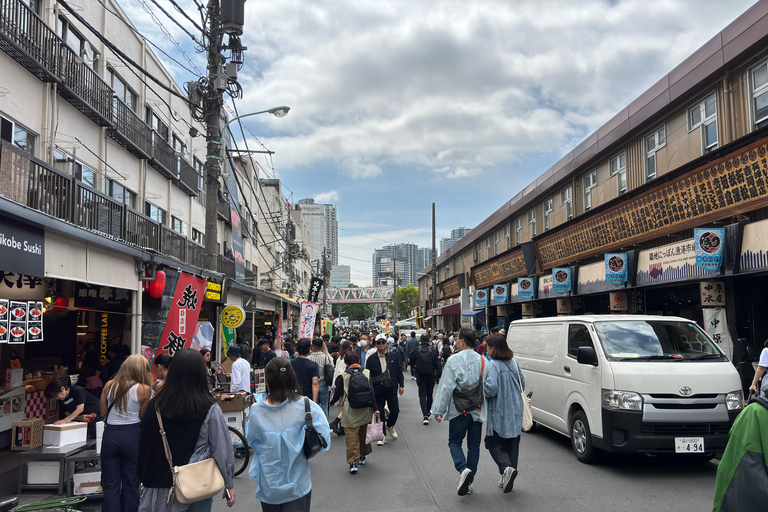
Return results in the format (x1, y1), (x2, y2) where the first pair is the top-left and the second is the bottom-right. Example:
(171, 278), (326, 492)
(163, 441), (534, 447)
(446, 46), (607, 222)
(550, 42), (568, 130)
(129, 0), (757, 286)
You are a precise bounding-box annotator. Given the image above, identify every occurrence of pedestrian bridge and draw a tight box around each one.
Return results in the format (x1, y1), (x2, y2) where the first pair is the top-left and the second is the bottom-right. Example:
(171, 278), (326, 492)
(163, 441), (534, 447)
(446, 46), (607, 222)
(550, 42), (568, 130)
(324, 286), (393, 304)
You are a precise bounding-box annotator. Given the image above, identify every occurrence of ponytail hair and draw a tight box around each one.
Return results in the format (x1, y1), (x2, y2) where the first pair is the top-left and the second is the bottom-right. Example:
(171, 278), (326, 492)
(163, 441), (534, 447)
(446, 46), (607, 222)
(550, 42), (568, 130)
(264, 358), (301, 403)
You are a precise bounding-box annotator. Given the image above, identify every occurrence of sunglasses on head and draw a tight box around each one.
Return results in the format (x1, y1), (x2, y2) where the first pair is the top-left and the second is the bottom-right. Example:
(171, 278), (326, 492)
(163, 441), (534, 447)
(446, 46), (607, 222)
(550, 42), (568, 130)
(376, 340), (387, 345)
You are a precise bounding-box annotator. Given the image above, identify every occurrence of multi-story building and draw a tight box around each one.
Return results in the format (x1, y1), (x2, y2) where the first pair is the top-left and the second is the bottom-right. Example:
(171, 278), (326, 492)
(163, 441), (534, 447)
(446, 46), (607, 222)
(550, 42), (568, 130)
(418, 2), (768, 359)
(373, 243), (427, 287)
(0, 0), (289, 368)
(330, 265), (351, 288)
(289, 207), (312, 298)
(416, 247), (433, 275)
(440, 227), (472, 255)
(324, 203), (339, 265)
(297, 198), (338, 267)
(260, 179), (292, 294)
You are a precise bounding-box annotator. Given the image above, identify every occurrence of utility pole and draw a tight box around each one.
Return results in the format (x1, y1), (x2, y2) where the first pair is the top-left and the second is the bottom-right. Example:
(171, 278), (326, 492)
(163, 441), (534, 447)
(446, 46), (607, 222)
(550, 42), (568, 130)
(321, 247), (327, 319)
(431, 203), (437, 326)
(393, 244), (397, 322)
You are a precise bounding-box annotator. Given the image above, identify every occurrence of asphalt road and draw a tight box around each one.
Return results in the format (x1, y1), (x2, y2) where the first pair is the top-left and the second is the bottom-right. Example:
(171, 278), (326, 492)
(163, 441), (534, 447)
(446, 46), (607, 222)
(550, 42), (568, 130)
(216, 379), (720, 512)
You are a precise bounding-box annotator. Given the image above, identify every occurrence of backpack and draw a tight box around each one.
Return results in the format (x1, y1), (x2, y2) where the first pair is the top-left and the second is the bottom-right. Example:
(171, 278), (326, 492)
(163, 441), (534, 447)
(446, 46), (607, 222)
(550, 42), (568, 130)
(346, 368), (373, 409)
(415, 345), (434, 375)
(441, 345), (452, 362)
(452, 357), (485, 415)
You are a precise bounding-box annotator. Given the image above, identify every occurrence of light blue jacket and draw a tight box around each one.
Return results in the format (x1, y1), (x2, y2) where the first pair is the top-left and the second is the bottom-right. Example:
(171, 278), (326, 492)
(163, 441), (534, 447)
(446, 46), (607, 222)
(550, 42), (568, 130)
(484, 358), (525, 438)
(431, 348), (487, 423)
(245, 394), (331, 505)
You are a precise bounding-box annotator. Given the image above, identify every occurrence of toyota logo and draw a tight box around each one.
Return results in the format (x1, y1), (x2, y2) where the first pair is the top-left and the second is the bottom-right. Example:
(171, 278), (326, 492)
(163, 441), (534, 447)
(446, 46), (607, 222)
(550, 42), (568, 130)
(679, 386), (692, 396)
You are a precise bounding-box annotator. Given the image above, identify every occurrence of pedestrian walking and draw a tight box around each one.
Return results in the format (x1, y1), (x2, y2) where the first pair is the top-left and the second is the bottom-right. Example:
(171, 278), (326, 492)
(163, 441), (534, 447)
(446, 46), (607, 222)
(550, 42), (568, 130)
(152, 354), (171, 394)
(329, 352), (380, 473)
(308, 338), (333, 417)
(366, 333), (404, 443)
(200, 349), (222, 390)
(290, 338), (320, 402)
(100, 355), (152, 512)
(138, 348), (235, 512)
(431, 328), (487, 496)
(245, 358), (330, 511)
(410, 333), (442, 425)
(405, 331), (419, 380)
(254, 338), (276, 368)
(749, 338), (768, 397)
(483, 334), (524, 493)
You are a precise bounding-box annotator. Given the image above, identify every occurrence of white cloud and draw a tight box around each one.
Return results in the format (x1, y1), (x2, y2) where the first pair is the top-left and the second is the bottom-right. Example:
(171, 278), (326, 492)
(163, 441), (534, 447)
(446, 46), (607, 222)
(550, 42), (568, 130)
(433, 166), (482, 180)
(337, 157), (383, 179)
(314, 190), (340, 203)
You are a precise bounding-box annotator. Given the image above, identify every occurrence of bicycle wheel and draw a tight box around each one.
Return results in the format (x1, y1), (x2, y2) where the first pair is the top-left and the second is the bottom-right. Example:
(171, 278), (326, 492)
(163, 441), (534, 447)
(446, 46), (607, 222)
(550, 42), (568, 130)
(229, 426), (250, 477)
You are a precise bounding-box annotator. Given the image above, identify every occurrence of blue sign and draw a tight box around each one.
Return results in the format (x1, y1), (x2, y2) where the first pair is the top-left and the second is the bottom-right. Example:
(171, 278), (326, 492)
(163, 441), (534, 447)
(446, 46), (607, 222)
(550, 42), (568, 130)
(605, 253), (628, 287)
(491, 284), (508, 305)
(475, 289), (489, 307)
(552, 267), (571, 295)
(694, 228), (725, 274)
(518, 277), (534, 301)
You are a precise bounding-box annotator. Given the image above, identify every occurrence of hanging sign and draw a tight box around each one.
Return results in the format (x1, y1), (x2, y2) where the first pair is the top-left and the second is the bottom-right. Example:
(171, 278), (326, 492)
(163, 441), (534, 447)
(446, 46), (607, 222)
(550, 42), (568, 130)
(151, 273), (207, 365)
(0, 216), (44, 278)
(552, 267), (572, 295)
(605, 253), (628, 287)
(610, 292), (628, 311)
(703, 308), (733, 360)
(521, 303), (534, 316)
(491, 284), (508, 305)
(299, 301), (318, 339)
(308, 277), (324, 303)
(27, 301), (43, 342)
(518, 277), (534, 301)
(694, 228), (725, 273)
(700, 281), (726, 307)
(557, 298), (572, 314)
(475, 289), (488, 308)
(221, 305), (245, 329)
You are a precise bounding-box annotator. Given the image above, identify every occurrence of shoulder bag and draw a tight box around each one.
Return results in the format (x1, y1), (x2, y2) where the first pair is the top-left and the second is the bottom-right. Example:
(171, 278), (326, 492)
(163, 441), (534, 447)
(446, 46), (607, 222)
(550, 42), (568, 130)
(452, 356), (485, 415)
(156, 408), (224, 504)
(513, 360), (533, 432)
(323, 355), (334, 386)
(303, 397), (328, 459)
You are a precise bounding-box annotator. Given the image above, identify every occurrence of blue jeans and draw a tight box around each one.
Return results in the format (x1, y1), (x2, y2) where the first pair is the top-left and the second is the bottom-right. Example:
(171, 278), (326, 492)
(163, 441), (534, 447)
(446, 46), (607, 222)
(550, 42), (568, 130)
(318, 380), (330, 418)
(187, 497), (213, 512)
(448, 414), (482, 474)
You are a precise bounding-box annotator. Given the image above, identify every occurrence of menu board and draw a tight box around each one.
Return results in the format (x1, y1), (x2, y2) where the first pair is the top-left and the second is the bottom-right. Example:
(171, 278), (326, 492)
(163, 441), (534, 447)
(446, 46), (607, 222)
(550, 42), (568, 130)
(0, 299), (43, 344)
(536, 137), (768, 268)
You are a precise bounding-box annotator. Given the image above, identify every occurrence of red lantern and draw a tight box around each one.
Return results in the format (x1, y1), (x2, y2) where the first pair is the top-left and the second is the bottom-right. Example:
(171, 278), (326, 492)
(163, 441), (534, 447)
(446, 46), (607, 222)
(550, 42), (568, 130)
(149, 270), (166, 298)
(53, 296), (68, 312)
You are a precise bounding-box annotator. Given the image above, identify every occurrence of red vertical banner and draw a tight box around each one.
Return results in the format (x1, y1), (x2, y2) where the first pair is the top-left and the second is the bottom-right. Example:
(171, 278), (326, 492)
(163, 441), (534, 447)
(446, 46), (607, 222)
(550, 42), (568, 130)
(153, 272), (207, 365)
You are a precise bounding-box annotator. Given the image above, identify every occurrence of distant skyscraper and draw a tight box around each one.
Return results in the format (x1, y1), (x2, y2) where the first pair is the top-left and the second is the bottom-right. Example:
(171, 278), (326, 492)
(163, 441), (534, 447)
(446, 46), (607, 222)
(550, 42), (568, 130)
(324, 204), (338, 266)
(372, 243), (428, 287)
(330, 265), (350, 288)
(440, 227), (472, 255)
(297, 198), (339, 268)
(417, 247), (432, 273)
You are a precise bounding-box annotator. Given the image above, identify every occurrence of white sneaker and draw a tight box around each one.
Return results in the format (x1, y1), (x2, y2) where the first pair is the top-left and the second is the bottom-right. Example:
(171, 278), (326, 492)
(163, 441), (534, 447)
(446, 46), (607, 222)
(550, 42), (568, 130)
(466, 484), (473, 495)
(377, 437), (387, 446)
(457, 468), (474, 496)
(389, 426), (398, 439)
(422, 416), (429, 425)
(498, 477), (503, 488)
(502, 466), (518, 493)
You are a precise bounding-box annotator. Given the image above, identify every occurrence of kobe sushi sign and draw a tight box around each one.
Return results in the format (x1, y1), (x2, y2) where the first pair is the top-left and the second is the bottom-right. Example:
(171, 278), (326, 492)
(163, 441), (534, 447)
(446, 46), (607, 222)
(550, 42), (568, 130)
(0, 214), (44, 278)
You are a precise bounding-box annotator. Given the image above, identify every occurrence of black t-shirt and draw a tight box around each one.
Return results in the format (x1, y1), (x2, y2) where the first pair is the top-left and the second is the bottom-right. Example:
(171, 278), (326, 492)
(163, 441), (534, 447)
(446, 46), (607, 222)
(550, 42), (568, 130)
(290, 357), (319, 398)
(61, 385), (101, 415)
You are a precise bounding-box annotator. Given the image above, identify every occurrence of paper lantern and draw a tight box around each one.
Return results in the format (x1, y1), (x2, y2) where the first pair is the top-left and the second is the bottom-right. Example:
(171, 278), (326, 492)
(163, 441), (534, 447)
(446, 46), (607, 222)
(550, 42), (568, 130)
(149, 270), (166, 298)
(53, 296), (68, 312)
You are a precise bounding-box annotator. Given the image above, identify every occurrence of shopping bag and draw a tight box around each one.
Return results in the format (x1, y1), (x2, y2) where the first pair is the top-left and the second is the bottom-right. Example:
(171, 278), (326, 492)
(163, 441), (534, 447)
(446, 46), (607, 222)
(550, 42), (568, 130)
(514, 360), (533, 432)
(365, 418), (385, 445)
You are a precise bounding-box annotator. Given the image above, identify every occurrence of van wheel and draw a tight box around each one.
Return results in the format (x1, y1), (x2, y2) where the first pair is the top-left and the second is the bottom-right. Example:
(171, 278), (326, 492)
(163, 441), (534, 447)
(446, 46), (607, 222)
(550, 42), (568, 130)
(571, 411), (595, 464)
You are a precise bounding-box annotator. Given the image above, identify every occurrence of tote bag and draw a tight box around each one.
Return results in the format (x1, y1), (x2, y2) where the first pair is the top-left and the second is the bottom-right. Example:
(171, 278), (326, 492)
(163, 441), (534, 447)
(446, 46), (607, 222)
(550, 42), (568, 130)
(513, 360), (533, 432)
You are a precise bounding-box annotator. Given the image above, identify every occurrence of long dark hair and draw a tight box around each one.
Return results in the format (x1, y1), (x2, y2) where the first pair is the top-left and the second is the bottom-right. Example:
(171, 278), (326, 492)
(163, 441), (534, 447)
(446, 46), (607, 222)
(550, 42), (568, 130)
(486, 334), (514, 360)
(265, 358), (301, 403)
(153, 348), (214, 420)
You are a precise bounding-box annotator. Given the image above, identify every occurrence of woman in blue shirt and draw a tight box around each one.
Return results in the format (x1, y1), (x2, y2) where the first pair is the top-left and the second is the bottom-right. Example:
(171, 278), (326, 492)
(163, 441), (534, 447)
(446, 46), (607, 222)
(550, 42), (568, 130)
(245, 357), (330, 511)
(484, 334), (525, 494)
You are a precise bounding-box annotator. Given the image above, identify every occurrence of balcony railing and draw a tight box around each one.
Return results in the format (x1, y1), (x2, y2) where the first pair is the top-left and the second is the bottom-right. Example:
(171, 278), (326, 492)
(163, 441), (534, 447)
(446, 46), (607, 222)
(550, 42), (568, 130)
(124, 207), (161, 252)
(187, 240), (206, 268)
(148, 132), (178, 180)
(27, 157), (72, 222)
(109, 97), (152, 159)
(162, 226), (187, 261)
(0, 0), (58, 82)
(217, 192), (230, 221)
(74, 181), (123, 238)
(58, 44), (113, 127)
(176, 157), (199, 196)
(218, 255), (236, 279)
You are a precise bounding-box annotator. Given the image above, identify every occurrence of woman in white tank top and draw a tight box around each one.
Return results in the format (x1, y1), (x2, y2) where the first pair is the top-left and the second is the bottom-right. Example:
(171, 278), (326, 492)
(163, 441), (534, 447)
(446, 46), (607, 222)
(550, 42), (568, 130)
(100, 354), (152, 512)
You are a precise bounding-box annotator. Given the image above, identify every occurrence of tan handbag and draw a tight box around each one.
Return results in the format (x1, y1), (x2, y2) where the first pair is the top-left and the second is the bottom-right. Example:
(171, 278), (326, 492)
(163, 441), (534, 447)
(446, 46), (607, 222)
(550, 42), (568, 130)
(156, 408), (225, 504)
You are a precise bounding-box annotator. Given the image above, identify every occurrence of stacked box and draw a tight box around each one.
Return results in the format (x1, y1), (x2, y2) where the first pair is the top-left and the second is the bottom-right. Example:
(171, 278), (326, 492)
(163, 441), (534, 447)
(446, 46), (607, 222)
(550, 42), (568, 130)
(11, 417), (43, 450)
(43, 422), (87, 446)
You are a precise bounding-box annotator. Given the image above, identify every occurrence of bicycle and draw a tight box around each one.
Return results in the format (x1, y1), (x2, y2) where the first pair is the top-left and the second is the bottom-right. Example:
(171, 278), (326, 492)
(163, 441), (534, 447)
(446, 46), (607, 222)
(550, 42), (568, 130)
(227, 392), (255, 477)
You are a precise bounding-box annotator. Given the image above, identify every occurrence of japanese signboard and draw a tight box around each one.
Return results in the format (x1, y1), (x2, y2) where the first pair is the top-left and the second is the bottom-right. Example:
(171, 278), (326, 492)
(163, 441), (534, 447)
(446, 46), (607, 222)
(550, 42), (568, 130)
(491, 284), (508, 305)
(472, 250), (527, 289)
(150, 272), (207, 366)
(693, 228), (725, 274)
(0, 300), (42, 344)
(475, 289), (488, 308)
(605, 253), (628, 287)
(557, 298), (572, 314)
(204, 279), (225, 303)
(610, 292), (628, 311)
(552, 267), (572, 295)
(0, 273), (44, 301)
(308, 277), (324, 303)
(536, 137), (768, 268)
(0, 215), (44, 279)
(576, 260), (613, 295)
(441, 277), (461, 298)
(299, 301), (318, 339)
(75, 284), (131, 312)
(636, 238), (709, 285)
(740, 218), (768, 271)
(700, 281), (726, 307)
(703, 308), (732, 360)
(518, 277), (534, 301)
(221, 305), (245, 329)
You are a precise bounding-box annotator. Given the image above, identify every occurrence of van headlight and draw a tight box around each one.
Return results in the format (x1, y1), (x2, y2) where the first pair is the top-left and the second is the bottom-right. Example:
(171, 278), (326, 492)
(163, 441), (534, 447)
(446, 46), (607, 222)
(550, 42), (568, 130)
(602, 389), (642, 411)
(726, 391), (744, 411)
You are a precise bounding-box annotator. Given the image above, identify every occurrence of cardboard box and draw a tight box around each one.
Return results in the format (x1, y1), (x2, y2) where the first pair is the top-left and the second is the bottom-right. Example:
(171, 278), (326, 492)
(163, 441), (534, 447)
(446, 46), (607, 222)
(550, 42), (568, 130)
(12, 418), (43, 451)
(43, 422), (87, 446)
(73, 469), (102, 496)
(6, 368), (23, 388)
(27, 461), (60, 484)
(216, 393), (246, 412)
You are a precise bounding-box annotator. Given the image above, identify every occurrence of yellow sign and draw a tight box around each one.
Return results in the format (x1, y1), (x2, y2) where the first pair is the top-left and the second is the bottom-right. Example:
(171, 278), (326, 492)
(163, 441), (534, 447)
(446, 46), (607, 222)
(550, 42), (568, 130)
(221, 305), (245, 328)
(205, 281), (223, 302)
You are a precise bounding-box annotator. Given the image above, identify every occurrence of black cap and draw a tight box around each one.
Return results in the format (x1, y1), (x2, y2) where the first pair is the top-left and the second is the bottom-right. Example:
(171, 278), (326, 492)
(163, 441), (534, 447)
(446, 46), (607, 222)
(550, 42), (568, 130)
(297, 338), (312, 350)
(227, 345), (241, 357)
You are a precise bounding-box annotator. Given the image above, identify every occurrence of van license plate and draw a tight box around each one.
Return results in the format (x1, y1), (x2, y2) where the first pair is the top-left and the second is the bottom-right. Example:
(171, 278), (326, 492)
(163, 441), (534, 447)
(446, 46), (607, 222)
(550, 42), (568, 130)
(675, 437), (705, 453)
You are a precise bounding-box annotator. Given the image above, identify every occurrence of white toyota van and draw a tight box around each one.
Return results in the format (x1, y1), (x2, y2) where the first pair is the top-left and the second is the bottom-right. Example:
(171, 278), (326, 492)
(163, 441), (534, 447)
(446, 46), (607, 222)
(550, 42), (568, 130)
(506, 315), (743, 463)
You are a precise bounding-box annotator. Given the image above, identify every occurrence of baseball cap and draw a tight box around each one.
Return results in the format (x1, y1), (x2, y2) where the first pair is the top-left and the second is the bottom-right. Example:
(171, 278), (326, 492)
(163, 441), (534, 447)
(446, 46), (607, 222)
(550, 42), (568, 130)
(297, 338), (312, 350)
(375, 333), (387, 341)
(387, 337), (395, 344)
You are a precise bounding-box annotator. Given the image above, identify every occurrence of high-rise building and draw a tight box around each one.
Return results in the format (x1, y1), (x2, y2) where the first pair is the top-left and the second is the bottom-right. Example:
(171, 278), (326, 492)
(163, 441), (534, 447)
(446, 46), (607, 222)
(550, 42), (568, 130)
(372, 243), (427, 287)
(416, 247), (432, 273)
(298, 198), (339, 268)
(330, 265), (351, 288)
(440, 227), (472, 255)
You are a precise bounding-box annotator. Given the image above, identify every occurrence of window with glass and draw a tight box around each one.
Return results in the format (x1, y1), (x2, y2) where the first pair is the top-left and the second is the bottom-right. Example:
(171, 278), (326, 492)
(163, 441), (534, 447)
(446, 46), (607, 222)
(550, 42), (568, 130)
(751, 60), (768, 130)
(485, 237), (490, 257)
(194, 158), (206, 205)
(568, 324), (594, 358)
(145, 202), (166, 224)
(644, 125), (666, 182)
(543, 197), (553, 231)
(192, 228), (204, 245)
(1, 115), (36, 156)
(74, 161), (96, 188)
(171, 216), (186, 235)
(106, 179), (136, 209)
(503, 225), (510, 249)
(107, 67), (137, 111)
(58, 18), (99, 70)
(583, 170), (597, 211)
(146, 109), (169, 141)
(515, 217), (522, 245)
(477, 241), (483, 261)
(689, 94), (718, 153)
(561, 186), (573, 219)
(610, 152), (627, 195)
(494, 232), (500, 255)
(528, 208), (536, 237)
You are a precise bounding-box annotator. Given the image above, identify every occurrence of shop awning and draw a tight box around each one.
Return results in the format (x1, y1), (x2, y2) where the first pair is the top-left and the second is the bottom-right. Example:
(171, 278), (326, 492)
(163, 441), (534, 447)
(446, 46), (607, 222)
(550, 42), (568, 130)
(427, 303), (461, 316)
(463, 310), (485, 317)
(273, 292), (302, 307)
(423, 316), (433, 322)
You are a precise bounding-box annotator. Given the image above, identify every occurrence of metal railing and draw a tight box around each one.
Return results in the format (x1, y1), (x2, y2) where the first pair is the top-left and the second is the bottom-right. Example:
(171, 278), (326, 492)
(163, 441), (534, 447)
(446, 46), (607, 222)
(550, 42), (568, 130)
(124, 207), (161, 252)
(177, 157), (199, 196)
(149, 132), (178, 179)
(218, 255), (236, 279)
(109, 96), (152, 159)
(162, 226), (187, 261)
(28, 158), (71, 222)
(0, 0), (58, 81)
(74, 181), (123, 238)
(217, 193), (230, 221)
(187, 241), (206, 268)
(58, 44), (113, 126)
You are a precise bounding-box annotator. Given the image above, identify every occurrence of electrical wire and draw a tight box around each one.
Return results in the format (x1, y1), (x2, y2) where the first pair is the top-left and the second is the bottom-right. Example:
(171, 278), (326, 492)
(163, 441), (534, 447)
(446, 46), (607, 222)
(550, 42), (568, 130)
(146, 0), (204, 47)
(166, 0), (206, 34)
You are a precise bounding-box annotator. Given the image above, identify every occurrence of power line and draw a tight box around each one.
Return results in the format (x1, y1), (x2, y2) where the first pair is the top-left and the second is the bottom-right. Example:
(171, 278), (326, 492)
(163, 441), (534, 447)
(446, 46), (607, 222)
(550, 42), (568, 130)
(146, 0), (205, 47)
(167, 0), (206, 34)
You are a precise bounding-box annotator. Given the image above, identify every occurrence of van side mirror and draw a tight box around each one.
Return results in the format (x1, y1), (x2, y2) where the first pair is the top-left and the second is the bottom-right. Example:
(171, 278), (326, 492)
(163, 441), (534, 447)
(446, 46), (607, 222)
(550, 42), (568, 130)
(577, 346), (598, 366)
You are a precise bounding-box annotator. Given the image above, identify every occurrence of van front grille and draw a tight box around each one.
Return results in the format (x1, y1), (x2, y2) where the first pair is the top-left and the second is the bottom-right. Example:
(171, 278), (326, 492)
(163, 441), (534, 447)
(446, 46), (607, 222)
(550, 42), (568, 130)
(640, 423), (730, 436)
(648, 394), (718, 399)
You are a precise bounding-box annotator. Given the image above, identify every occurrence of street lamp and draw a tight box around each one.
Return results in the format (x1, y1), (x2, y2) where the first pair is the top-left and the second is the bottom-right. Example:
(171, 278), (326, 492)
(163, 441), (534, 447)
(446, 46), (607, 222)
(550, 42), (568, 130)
(227, 106), (291, 128)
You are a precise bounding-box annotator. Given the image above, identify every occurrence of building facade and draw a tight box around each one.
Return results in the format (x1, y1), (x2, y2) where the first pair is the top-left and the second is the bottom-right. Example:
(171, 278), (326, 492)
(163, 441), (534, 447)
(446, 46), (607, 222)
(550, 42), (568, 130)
(330, 265), (351, 288)
(440, 227), (472, 255)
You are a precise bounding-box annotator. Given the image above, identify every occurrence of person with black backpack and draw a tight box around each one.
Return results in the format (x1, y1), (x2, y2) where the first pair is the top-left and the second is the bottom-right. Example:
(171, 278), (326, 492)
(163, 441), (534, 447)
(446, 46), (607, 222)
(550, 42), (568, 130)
(329, 351), (380, 474)
(431, 329), (487, 497)
(410, 333), (442, 425)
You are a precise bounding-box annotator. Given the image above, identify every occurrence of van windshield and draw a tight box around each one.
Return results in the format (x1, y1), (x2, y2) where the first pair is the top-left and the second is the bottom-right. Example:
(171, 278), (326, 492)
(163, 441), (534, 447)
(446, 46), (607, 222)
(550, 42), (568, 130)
(593, 320), (727, 361)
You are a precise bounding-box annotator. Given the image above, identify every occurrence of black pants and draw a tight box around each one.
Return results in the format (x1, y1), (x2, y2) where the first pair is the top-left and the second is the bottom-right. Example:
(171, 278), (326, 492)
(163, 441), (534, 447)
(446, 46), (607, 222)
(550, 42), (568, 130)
(260, 490), (311, 512)
(485, 432), (521, 475)
(101, 423), (141, 512)
(374, 390), (399, 431)
(416, 375), (435, 417)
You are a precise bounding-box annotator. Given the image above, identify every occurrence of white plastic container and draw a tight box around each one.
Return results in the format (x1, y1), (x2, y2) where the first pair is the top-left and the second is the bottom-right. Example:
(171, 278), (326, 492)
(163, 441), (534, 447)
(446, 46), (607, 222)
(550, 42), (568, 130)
(43, 422), (87, 446)
(27, 461), (60, 484)
(73, 469), (102, 495)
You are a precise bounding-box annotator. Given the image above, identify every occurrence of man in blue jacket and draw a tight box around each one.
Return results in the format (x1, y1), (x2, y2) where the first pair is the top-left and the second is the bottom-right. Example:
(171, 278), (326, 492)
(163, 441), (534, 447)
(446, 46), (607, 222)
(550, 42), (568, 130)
(366, 333), (404, 444)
